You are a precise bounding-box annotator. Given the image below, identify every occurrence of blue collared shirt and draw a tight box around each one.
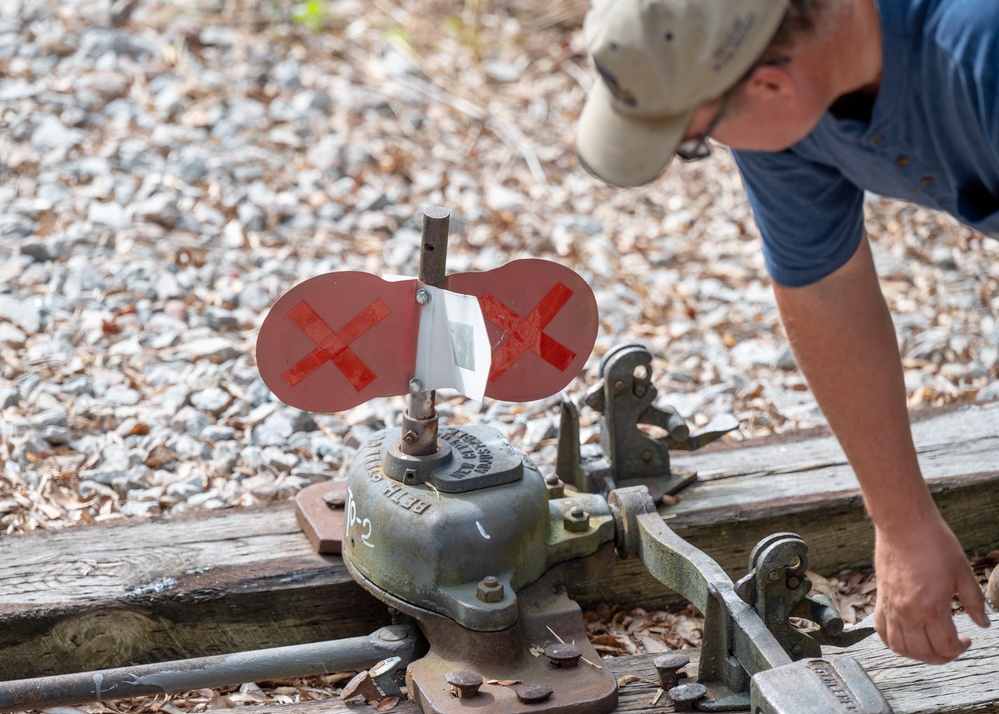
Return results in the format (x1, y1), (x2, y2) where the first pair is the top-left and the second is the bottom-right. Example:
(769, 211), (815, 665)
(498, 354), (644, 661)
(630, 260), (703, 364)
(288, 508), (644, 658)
(732, 0), (999, 287)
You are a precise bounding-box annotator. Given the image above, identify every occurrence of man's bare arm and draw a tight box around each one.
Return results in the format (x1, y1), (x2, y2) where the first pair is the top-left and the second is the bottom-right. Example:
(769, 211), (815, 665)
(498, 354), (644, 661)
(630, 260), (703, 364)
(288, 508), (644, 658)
(771, 235), (989, 664)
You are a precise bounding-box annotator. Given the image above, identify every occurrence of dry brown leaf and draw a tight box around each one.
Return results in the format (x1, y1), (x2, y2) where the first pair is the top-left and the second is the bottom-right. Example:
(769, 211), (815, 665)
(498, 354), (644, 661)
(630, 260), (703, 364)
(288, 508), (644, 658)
(616, 674), (643, 687)
(373, 696), (400, 711)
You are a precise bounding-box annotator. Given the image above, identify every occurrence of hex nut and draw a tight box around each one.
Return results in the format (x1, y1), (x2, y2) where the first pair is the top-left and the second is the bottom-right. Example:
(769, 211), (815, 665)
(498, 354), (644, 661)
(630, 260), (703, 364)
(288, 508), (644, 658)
(445, 670), (483, 698)
(476, 575), (505, 603)
(545, 474), (565, 499)
(563, 505), (590, 533)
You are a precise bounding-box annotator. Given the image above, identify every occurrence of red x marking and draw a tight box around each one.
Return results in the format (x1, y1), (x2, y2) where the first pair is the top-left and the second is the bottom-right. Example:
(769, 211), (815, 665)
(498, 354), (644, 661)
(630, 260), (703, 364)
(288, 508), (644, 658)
(283, 298), (390, 391)
(480, 282), (575, 381)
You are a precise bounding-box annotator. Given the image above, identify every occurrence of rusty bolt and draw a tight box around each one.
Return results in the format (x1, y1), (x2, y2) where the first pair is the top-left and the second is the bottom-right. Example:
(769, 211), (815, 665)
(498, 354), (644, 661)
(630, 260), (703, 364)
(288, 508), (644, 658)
(564, 505), (590, 533)
(476, 575), (505, 603)
(340, 670), (382, 703)
(415, 288), (431, 304)
(652, 653), (690, 691)
(543, 642), (582, 668)
(613, 379), (627, 395)
(444, 670), (483, 698)
(641, 449), (653, 462)
(323, 489), (346, 509)
(768, 569), (781, 582)
(403, 429), (419, 444)
(667, 682), (707, 712)
(514, 683), (553, 704)
(791, 644), (805, 659)
(545, 474), (565, 499)
(787, 576), (801, 589)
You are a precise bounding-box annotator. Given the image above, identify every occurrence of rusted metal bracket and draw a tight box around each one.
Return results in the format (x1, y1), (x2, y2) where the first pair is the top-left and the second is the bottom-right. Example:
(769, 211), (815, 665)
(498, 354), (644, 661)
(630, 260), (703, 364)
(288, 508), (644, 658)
(556, 343), (738, 499)
(295, 480), (346, 554)
(345, 554), (619, 714)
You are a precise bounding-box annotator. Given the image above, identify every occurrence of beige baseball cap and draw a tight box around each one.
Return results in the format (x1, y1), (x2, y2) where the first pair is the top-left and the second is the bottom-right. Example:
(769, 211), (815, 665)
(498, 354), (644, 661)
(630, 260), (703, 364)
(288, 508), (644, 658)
(576, 0), (789, 187)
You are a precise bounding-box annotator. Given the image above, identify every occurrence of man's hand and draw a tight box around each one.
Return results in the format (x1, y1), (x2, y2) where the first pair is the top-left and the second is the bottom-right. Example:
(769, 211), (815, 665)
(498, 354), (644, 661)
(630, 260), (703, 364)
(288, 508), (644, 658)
(873, 515), (989, 664)
(772, 235), (989, 663)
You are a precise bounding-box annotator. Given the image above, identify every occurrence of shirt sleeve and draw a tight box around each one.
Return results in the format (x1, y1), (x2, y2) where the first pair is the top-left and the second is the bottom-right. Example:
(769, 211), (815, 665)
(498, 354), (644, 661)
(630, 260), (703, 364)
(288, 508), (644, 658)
(732, 148), (866, 287)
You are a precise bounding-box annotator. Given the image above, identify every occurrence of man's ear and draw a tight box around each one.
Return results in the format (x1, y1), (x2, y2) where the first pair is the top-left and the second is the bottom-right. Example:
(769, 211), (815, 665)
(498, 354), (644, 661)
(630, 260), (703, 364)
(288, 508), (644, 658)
(744, 63), (796, 103)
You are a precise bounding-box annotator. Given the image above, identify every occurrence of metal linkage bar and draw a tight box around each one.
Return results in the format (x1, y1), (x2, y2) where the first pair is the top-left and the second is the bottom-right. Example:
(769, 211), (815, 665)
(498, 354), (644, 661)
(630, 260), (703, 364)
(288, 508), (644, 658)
(0, 626), (419, 712)
(610, 486), (792, 709)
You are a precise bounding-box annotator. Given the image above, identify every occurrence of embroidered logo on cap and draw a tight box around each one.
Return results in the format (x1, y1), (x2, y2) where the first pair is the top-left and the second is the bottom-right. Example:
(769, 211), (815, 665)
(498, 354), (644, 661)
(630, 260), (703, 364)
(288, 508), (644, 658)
(713, 12), (758, 72)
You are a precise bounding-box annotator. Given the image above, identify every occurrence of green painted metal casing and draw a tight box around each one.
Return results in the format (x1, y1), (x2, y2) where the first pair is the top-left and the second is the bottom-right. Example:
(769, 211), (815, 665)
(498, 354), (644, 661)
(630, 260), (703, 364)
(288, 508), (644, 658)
(342, 424), (614, 632)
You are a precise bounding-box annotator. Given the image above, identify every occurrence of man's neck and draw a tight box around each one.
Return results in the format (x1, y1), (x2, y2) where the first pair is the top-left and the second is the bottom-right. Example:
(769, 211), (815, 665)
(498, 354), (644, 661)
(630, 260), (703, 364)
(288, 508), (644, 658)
(802, 0), (884, 110)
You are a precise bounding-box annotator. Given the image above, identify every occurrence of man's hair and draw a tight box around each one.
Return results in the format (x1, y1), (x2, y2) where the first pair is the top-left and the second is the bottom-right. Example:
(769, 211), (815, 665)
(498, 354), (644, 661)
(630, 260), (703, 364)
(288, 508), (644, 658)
(721, 0), (832, 101)
(763, 0), (825, 58)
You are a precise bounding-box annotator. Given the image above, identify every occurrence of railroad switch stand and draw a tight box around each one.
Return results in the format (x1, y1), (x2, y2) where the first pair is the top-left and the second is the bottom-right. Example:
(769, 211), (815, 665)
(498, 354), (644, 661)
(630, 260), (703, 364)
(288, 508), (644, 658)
(0, 205), (892, 714)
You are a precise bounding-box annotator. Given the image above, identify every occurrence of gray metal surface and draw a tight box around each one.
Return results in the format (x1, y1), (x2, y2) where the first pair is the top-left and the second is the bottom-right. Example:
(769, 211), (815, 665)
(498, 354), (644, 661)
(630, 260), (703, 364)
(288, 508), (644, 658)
(751, 656), (893, 714)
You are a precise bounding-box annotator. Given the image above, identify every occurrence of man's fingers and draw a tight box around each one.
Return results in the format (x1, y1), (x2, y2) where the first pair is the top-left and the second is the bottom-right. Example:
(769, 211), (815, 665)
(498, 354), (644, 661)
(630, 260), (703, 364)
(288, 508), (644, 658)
(897, 623), (949, 664)
(923, 614), (970, 663)
(956, 569), (990, 628)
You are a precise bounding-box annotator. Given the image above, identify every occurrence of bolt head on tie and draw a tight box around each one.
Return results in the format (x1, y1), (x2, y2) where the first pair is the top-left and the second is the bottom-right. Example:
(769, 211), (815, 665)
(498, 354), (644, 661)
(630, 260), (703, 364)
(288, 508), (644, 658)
(415, 288), (431, 304)
(409, 378), (424, 393)
(543, 642), (583, 668)
(667, 682), (707, 712)
(514, 683), (553, 704)
(323, 489), (346, 509)
(652, 653), (690, 690)
(445, 670), (483, 698)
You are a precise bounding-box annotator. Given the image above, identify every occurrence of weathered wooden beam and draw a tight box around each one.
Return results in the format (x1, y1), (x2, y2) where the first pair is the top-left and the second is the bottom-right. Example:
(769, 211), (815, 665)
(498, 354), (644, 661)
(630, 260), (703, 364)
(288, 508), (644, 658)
(0, 506), (388, 679)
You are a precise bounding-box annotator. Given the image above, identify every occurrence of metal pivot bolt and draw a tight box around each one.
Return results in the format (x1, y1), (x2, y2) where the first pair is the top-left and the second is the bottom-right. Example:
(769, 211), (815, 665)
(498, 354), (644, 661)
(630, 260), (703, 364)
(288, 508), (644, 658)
(564, 505), (590, 532)
(652, 653), (690, 691)
(409, 378), (424, 393)
(476, 576), (505, 603)
(444, 670), (483, 698)
(667, 682), (707, 712)
(415, 287), (431, 304)
(543, 643), (582, 668)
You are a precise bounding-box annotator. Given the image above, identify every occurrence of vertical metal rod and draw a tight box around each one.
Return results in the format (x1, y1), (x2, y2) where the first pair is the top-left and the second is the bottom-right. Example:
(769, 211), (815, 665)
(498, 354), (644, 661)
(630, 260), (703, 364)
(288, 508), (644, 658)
(401, 206), (450, 455)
